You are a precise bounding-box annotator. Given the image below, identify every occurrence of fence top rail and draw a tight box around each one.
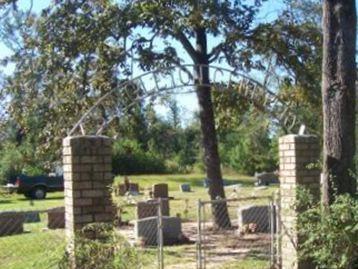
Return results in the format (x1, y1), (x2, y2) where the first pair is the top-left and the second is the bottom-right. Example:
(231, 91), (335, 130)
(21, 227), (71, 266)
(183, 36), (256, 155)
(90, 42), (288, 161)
(199, 195), (274, 205)
(0, 207), (64, 214)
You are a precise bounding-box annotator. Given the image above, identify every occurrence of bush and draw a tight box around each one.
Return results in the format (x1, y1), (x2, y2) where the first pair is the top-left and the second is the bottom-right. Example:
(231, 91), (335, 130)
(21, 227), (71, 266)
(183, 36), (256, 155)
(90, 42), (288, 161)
(0, 142), (47, 185)
(297, 189), (358, 269)
(0, 144), (22, 185)
(59, 223), (141, 269)
(165, 154), (195, 174)
(112, 139), (166, 175)
(220, 135), (277, 175)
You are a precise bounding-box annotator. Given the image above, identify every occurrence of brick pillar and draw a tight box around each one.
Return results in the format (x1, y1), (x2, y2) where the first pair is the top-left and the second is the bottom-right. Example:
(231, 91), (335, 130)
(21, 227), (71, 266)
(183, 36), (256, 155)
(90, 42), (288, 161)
(63, 136), (115, 242)
(279, 135), (320, 269)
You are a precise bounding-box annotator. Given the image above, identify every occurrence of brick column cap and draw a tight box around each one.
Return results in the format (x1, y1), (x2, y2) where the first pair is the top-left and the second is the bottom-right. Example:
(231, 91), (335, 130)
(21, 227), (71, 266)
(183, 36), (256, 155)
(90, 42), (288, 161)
(63, 135), (112, 147)
(279, 134), (318, 144)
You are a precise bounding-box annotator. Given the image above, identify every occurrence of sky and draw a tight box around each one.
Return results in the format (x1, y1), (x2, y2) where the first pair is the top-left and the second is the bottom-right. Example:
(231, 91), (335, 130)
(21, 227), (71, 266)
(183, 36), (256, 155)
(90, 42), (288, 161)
(0, 0), (285, 124)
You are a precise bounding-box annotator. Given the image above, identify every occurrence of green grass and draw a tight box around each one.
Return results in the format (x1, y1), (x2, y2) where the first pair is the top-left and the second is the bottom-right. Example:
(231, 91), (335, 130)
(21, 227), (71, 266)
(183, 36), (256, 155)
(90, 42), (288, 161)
(0, 216), (65, 269)
(217, 258), (269, 269)
(113, 173), (277, 222)
(0, 192), (64, 211)
(139, 245), (270, 269)
(0, 173), (277, 269)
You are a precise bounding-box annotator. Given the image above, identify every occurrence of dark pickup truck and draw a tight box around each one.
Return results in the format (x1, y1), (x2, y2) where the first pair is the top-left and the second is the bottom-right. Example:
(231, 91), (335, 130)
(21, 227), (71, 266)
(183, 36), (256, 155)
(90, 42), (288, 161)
(9, 174), (64, 199)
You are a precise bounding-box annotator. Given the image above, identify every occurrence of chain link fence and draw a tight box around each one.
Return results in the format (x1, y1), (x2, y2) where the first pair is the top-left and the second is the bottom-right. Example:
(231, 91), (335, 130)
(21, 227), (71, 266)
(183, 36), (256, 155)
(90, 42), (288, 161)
(0, 206), (66, 269)
(1, 190), (280, 269)
(196, 195), (280, 269)
(116, 198), (165, 269)
(0, 195), (166, 269)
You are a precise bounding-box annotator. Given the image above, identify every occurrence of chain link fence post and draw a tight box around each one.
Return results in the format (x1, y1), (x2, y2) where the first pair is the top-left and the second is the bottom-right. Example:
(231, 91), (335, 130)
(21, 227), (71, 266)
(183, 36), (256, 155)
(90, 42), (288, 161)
(157, 198), (164, 269)
(274, 190), (281, 267)
(202, 201), (207, 269)
(197, 196), (277, 268)
(269, 196), (275, 267)
(197, 199), (202, 269)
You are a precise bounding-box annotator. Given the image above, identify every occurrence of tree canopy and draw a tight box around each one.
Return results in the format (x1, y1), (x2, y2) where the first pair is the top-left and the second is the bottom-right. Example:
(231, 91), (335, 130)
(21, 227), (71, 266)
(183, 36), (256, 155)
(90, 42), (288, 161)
(0, 0), (329, 189)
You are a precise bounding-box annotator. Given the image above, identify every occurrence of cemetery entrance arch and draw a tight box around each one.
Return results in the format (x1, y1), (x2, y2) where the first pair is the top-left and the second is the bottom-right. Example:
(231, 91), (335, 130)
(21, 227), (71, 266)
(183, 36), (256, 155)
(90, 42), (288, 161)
(68, 64), (299, 136)
(64, 64), (305, 269)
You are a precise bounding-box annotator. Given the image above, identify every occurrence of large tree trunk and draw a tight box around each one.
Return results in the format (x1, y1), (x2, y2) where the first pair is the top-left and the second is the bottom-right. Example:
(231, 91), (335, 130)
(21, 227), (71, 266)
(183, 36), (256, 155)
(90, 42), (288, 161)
(195, 27), (231, 228)
(322, 0), (357, 204)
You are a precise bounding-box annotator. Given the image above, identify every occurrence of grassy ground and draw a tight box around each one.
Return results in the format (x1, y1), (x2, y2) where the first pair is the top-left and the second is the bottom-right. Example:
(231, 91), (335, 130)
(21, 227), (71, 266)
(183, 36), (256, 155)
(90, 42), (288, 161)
(0, 192), (64, 211)
(113, 173), (277, 223)
(0, 214), (65, 269)
(0, 173), (277, 269)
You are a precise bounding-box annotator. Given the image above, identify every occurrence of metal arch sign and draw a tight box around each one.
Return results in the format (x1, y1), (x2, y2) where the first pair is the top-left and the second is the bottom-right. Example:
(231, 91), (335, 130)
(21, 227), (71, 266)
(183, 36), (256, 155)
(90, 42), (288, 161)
(68, 64), (298, 136)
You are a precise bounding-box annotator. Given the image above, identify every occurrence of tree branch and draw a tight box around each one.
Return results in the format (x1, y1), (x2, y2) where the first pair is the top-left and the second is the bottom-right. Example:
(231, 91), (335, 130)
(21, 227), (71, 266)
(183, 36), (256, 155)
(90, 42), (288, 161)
(172, 30), (198, 63)
(208, 43), (225, 63)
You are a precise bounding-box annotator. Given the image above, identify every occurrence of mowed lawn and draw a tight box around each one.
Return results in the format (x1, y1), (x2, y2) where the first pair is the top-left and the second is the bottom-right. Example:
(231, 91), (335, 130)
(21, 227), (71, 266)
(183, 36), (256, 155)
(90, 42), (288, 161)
(0, 192), (66, 269)
(0, 192), (65, 211)
(0, 173), (277, 269)
(113, 173), (277, 222)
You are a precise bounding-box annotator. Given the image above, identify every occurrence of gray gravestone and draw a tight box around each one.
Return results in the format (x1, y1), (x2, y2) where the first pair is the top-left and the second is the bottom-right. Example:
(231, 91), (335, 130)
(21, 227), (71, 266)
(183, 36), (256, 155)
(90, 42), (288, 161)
(0, 211), (25, 236)
(134, 216), (182, 245)
(128, 183), (139, 193)
(47, 207), (65, 229)
(254, 171), (279, 186)
(115, 184), (127, 196)
(137, 199), (169, 219)
(152, 183), (168, 198)
(237, 205), (276, 233)
(179, 184), (191, 192)
(23, 211), (41, 223)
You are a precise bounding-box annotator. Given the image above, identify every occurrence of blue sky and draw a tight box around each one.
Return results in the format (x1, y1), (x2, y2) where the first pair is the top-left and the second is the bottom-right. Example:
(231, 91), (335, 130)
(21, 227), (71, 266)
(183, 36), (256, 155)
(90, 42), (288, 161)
(0, 0), (285, 122)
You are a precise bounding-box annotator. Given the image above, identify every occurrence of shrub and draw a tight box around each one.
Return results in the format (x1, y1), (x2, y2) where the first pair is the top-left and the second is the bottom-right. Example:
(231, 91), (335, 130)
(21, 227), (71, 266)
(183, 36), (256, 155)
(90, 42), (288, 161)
(59, 223), (141, 269)
(0, 144), (23, 185)
(112, 139), (166, 175)
(165, 155), (194, 174)
(0, 143), (46, 185)
(219, 133), (278, 176)
(297, 189), (358, 269)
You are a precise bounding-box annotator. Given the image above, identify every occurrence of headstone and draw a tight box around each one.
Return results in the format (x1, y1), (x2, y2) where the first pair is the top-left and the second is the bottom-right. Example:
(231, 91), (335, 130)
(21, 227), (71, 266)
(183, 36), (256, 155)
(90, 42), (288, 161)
(237, 205), (276, 233)
(179, 184), (191, 192)
(115, 184), (127, 196)
(152, 183), (168, 198)
(0, 211), (25, 236)
(48, 207), (65, 229)
(134, 216), (182, 246)
(23, 211), (41, 223)
(124, 176), (130, 191)
(137, 199), (169, 219)
(255, 171), (279, 186)
(128, 183), (139, 193)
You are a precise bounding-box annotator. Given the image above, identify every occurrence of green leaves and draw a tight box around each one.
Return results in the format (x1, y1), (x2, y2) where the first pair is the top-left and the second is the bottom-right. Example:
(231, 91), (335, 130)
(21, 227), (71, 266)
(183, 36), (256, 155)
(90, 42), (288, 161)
(298, 193), (358, 269)
(0, 0), (132, 171)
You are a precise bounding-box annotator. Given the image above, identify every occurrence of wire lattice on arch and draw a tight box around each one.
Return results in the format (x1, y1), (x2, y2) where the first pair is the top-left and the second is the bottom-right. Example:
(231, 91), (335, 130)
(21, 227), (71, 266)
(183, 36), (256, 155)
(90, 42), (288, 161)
(68, 64), (298, 136)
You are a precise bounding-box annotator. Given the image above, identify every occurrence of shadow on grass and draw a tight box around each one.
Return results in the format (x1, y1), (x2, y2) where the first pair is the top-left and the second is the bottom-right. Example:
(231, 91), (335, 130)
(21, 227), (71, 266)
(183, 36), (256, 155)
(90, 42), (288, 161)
(223, 179), (254, 187)
(18, 196), (64, 202)
(244, 251), (271, 262)
(148, 177), (254, 188)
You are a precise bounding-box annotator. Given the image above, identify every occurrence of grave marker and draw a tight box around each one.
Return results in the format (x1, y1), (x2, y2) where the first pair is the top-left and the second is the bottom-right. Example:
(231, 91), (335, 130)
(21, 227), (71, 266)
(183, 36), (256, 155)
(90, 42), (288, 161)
(137, 199), (169, 219)
(48, 207), (65, 229)
(134, 216), (181, 246)
(237, 205), (276, 233)
(180, 184), (191, 192)
(0, 211), (24, 236)
(152, 183), (168, 198)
